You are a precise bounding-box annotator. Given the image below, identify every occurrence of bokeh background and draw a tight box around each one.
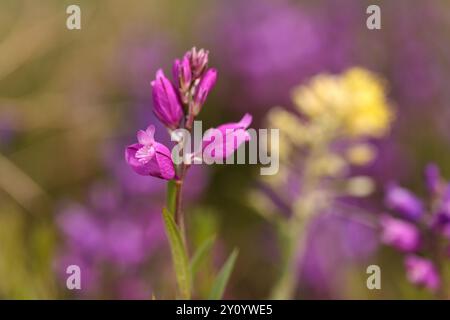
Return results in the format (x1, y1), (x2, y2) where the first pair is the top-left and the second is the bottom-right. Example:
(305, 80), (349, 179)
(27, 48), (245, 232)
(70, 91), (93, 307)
(1, 0), (450, 299)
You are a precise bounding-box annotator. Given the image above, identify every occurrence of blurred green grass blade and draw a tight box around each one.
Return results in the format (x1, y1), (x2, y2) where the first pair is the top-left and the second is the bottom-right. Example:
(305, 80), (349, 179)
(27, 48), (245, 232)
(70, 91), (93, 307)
(209, 248), (239, 300)
(162, 207), (191, 299)
(166, 180), (177, 216)
(189, 236), (216, 280)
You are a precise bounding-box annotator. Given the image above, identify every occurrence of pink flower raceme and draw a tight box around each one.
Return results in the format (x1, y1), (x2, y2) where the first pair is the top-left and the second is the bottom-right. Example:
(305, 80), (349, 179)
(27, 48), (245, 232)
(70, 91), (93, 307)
(202, 113), (252, 161)
(151, 70), (183, 129)
(125, 125), (175, 180)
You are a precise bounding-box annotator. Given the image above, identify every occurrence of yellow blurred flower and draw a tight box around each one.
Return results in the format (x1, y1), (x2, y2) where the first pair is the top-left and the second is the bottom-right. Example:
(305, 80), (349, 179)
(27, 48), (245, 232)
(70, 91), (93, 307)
(346, 143), (377, 166)
(292, 67), (393, 138)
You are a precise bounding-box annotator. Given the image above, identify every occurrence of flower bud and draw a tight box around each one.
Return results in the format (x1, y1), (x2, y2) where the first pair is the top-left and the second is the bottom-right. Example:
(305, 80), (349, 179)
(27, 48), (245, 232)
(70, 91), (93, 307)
(151, 69), (183, 129)
(193, 68), (217, 115)
(186, 47), (209, 78)
(172, 56), (192, 98)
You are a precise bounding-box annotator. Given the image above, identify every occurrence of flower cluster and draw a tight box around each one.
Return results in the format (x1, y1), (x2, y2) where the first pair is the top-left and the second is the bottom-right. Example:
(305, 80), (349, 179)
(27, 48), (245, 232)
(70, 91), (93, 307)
(265, 68), (393, 196)
(56, 184), (166, 298)
(380, 164), (450, 293)
(292, 67), (393, 139)
(125, 47), (252, 179)
(252, 68), (394, 298)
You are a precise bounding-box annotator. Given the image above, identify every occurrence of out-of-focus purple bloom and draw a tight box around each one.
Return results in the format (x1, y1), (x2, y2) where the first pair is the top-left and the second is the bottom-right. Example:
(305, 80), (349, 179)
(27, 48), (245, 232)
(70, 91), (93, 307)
(385, 184), (424, 221)
(125, 125), (175, 180)
(433, 186), (450, 226)
(202, 113), (252, 161)
(193, 68), (217, 115)
(210, 0), (359, 110)
(300, 211), (378, 296)
(58, 202), (165, 265)
(380, 215), (420, 252)
(151, 69), (183, 129)
(186, 47), (209, 79)
(405, 255), (440, 292)
(57, 204), (104, 255)
(105, 220), (146, 265)
(425, 163), (441, 195)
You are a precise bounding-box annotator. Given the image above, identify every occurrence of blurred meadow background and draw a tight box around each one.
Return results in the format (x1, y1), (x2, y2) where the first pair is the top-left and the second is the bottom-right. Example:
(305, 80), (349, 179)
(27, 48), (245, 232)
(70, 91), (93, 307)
(1, 0), (450, 299)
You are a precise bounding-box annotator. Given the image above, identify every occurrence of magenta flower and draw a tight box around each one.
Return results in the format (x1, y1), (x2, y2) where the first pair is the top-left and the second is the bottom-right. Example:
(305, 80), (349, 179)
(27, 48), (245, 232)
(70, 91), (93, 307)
(385, 184), (424, 220)
(193, 69), (217, 115)
(125, 125), (175, 180)
(202, 113), (252, 161)
(380, 215), (420, 252)
(405, 255), (440, 292)
(151, 69), (183, 129)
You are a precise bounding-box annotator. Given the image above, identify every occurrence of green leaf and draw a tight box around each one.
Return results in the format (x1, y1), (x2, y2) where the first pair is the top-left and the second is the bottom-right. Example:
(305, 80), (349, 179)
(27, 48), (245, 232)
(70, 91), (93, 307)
(162, 207), (191, 299)
(209, 248), (239, 300)
(189, 236), (216, 280)
(166, 180), (177, 215)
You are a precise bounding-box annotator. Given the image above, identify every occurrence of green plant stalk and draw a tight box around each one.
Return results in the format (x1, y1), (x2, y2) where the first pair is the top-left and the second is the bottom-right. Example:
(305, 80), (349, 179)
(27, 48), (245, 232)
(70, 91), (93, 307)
(270, 132), (330, 299)
(270, 216), (308, 299)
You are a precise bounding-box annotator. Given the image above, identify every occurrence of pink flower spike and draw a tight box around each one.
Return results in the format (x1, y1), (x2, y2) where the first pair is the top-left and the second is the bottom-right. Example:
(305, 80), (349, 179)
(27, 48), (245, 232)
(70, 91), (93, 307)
(125, 126), (175, 180)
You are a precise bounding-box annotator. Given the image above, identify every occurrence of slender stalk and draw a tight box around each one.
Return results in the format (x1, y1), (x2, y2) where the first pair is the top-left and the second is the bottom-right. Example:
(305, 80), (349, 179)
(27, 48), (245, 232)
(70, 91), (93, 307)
(271, 217), (308, 299)
(174, 164), (188, 244)
(270, 134), (328, 299)
(173, 96), (195, 252)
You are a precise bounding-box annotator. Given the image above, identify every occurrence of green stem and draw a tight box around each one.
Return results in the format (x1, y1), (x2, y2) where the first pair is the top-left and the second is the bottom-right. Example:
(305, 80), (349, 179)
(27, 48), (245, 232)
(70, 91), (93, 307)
(174, 164), (188, 245)
(270, 217), (307, 299)
(271, 132), (329, 299)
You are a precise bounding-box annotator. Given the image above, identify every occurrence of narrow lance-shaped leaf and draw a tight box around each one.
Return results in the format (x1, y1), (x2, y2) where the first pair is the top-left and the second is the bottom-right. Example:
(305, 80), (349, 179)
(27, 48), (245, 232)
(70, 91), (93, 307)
(189, 236), (216, 281)
(166, 180), (177, 216)
(209, 248), (239, 300)
(162, 207), (191, 299)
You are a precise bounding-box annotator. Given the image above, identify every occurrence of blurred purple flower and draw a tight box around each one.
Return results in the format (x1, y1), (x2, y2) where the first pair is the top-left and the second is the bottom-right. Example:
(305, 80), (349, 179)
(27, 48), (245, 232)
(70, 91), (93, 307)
(405, 255), (440, 292)
(210, 0), (359, 110)
(57, 204), (104, 255)
(385, 184), (424, 221)
(300, 210), (378, 296)
(380, 215), (420, 252)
